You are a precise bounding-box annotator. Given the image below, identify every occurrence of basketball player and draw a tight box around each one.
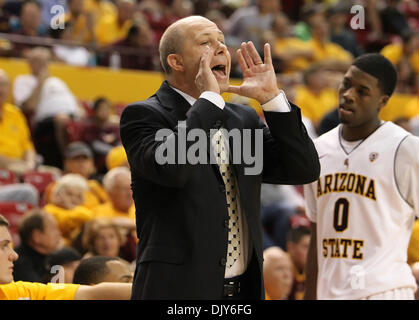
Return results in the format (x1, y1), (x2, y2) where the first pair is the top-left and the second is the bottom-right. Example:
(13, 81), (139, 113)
(303, 53), (419, 300)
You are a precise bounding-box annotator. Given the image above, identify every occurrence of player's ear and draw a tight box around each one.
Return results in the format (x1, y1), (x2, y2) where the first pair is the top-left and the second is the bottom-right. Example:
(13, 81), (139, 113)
(167, 54), (184, 72)
(377, 94), (389, 112)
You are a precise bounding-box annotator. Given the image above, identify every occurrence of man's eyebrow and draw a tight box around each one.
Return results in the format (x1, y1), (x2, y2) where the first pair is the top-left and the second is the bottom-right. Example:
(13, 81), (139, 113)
(359, 84), (371, 91)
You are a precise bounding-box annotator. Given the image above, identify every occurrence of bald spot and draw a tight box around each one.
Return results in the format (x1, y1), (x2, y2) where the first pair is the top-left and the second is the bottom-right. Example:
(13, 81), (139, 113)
(159, 15), (216, 74)
(263, 246), (292, 271)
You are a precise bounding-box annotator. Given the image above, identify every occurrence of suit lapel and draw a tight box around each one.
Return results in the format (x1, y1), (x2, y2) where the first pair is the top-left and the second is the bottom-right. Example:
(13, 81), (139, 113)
(156, 80), (191, 123)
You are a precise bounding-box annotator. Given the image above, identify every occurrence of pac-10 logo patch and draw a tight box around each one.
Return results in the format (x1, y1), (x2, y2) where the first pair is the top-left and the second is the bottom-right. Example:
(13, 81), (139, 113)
(369, 152), (379, 162)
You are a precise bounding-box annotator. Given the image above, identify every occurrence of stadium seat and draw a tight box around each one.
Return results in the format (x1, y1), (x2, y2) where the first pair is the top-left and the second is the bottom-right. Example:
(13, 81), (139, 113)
(0, 202), (34, 246)
(22, 171), (56, 195)
(0, 169), (18, 185)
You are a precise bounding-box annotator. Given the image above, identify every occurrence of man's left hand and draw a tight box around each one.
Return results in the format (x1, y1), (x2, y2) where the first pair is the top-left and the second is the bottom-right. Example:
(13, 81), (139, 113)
(227, 42), (280, 105)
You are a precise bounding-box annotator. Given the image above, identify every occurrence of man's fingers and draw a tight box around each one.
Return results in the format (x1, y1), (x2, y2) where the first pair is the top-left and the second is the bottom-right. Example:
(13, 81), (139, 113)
(240, 42), (253, 68)
(246, 41), (263, 65)
(236, 49), (249, 73)
(263, 43), (272, 66)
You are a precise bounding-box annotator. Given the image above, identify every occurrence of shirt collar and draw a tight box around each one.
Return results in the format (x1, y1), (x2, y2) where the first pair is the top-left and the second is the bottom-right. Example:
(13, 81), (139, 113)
(169, 85), (196, 106)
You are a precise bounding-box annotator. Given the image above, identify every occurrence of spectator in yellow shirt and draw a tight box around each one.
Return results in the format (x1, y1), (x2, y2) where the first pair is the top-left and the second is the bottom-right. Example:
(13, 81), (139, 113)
(306, 13), (353, 71)
(294, 64), (339, 126)
(381, 30), (419, 75)
(0, 214), (131, 300)
(64, 0), (95, 44)
(93, 167), (135, 229)
(44, 174), (93, 243)
(0, 69), (36, 175)
(95, 0), (135, 46)
(269, 13), (314, 74)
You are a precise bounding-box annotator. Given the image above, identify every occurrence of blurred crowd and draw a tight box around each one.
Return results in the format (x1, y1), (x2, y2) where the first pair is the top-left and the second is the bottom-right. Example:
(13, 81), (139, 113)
(0, 0), (418, 299)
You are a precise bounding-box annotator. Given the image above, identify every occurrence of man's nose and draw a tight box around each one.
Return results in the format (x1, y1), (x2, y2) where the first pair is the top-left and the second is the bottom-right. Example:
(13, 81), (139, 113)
(11, 250), (19, 262)
(343, 87), (356, 103)
(215, 42), (227, 55)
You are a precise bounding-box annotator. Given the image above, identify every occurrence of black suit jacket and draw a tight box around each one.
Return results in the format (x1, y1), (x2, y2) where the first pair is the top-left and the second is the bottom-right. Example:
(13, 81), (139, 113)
(120, 81), (320, 299)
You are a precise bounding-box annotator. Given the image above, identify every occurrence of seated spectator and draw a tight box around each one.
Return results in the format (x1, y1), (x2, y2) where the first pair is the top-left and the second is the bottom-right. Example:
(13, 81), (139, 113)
(81, 218), (125, 259)
(286, 226), (310, 300)
(381, 30), (419, 91)
(10, 0), (47, 56)
(73, 256), (133, 285)
(99, 22), (156, 71)
(93, 167), (136, 241)
(226, 0), (279, 54)
(294, 64), (339, 127)
(44, 142), (108, 209)
(137, 0), (177, 43)
(50, 22), (92, 67)
(44, 173), (93, 244)
(0, 213), (132, 300)
(13, 47), (83, 169)
(42, 247), (82, 284)
(95, 0), (135, 46)
(327, 3), (363, 58)
(73, 98), (121, 172)
(13, 209), (62, 282)
(305, 11), (353, 71)
(64, 0), (95, 44)
(384, 28), (418, 68)
(84, 0), (117, 28)
(106, 145), (128, 171)
(263, 246), (293, 300)
(380, 0), (411, 36)
(268, 12), (314, 74)
(0, 69), (36, 176)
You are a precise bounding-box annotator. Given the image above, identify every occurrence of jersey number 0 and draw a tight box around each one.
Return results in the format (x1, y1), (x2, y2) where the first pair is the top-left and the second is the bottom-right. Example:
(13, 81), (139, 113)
(333, 197), (349, 232)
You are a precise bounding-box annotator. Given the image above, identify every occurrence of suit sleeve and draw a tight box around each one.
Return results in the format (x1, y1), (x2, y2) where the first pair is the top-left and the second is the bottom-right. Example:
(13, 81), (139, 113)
(120, 98), (227, 188)
(261, 102), (320, 185)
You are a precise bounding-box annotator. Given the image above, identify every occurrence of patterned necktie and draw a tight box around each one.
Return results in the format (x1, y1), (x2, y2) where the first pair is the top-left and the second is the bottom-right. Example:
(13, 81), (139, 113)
(211, 129), (241, 268)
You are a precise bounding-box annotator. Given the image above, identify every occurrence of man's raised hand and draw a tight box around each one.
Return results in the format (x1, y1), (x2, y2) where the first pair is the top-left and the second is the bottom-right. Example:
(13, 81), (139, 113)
(228, 42), (280, 105)
(195, 47), (220, 95)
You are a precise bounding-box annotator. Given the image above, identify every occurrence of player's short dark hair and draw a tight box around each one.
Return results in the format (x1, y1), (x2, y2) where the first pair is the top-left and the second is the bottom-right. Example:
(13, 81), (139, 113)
(352, 53), (398, 96)
(287, 226), (310, 244)
(73, 256), (118, 285)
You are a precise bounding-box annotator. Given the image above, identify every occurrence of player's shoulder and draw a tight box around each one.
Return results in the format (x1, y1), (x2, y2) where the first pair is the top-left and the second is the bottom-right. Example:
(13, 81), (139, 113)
(397, 133), (419, 159)
(313, 125), (340, 152)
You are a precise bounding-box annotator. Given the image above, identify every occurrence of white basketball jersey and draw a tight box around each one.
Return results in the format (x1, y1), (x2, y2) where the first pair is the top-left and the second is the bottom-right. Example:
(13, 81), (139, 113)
(305, 122), (417, 300)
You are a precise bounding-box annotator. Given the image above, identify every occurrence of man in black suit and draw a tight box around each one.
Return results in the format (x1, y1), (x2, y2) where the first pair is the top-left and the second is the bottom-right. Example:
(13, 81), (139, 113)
(120, 15), (320, 300)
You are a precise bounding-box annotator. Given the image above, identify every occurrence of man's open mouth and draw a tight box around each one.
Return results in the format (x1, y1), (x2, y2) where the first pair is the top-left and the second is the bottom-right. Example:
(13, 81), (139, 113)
(211, 64), (226, 77)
